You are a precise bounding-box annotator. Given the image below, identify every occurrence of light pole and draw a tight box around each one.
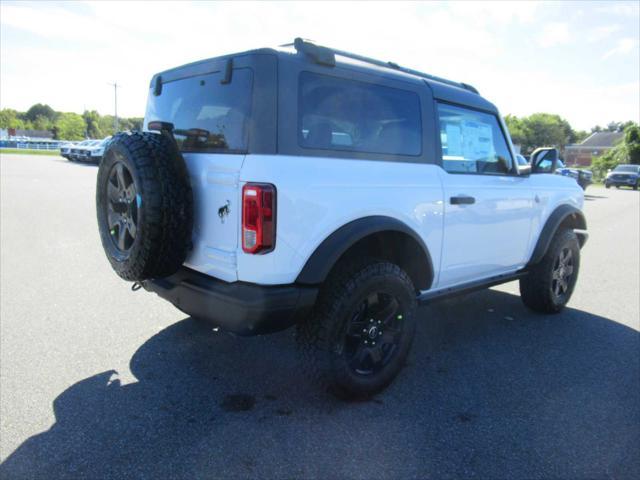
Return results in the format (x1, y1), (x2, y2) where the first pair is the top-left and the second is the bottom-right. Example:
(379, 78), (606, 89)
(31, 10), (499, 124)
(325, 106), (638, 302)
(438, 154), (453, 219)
(108, 82), (120, 132)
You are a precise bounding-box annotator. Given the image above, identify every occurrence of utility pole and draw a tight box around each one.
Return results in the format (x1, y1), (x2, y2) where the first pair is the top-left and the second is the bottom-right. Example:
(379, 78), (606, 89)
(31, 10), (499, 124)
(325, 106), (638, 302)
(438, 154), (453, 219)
(108, 82), (120, 132)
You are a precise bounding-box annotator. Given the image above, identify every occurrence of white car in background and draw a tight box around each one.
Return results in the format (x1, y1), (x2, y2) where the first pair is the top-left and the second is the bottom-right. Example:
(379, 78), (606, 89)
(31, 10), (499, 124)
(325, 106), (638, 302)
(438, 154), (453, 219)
(73, 137), (112, 163)
(69, 140), (98, 162)
(85, 137), (112, 164)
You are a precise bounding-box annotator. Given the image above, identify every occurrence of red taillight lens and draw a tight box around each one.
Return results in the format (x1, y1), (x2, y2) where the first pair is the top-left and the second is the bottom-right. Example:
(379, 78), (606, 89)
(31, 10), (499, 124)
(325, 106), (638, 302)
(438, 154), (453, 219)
(242, 183), (276, 254)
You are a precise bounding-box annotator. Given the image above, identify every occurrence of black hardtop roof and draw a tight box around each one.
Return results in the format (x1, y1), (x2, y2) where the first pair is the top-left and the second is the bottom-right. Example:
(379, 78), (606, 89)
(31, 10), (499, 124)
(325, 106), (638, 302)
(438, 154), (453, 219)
(152, 40), (498, 114)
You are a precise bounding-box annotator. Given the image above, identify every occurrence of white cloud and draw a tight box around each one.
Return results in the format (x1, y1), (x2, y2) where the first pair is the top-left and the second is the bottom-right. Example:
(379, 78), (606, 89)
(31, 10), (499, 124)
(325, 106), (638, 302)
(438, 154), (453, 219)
(588, 24), (621, 43)
(602, 37), (638, 59)
(536, 22), (570, 48)
(596, 2), (640, 17)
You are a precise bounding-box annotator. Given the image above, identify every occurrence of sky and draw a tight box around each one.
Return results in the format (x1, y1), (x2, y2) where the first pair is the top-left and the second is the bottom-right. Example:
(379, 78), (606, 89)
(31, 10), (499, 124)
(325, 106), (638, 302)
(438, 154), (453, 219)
(0, 0), (638, 131)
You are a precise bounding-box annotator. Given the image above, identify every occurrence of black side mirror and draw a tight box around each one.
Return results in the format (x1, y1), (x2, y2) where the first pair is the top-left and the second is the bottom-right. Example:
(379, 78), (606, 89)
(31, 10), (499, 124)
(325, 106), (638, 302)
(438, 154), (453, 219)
(531, 147), (559, 174)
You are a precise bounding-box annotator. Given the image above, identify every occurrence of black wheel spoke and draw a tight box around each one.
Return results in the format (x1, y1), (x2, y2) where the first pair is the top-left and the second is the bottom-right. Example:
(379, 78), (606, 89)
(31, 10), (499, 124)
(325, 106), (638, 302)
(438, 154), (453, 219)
(117, 224), (127, 250)
(381, 329), (399, 345)
(108, 211), (122, 229)
(350, 347), (370, 370)
(108, 181), (120, 202)
(116, 163), (126, 190)
(378, 297), (400, 325)
(369, 346), (383, 365)
(126, 220), (137, 239)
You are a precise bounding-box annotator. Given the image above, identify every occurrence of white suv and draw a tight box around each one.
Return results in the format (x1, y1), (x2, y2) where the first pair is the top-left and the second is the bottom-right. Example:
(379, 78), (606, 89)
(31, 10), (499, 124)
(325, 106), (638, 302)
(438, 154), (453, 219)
(95, 39), (587, 399)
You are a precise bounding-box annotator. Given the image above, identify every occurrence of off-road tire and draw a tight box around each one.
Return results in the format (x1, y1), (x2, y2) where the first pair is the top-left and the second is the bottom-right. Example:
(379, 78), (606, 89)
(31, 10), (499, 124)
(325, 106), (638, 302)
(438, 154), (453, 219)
(96, 131), (193, 281)
(520, 228), (580, 313)
(296, 259), (417, 400)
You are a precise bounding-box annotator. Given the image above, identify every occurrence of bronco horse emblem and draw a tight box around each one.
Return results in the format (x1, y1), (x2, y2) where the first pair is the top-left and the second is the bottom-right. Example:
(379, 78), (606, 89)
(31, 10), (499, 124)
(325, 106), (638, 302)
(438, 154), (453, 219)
(218, 200), (231, 223)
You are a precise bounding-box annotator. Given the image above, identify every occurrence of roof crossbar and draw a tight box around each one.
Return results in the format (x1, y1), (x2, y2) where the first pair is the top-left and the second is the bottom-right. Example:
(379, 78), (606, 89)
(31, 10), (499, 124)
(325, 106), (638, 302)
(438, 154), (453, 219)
(287, 37), (479, 95)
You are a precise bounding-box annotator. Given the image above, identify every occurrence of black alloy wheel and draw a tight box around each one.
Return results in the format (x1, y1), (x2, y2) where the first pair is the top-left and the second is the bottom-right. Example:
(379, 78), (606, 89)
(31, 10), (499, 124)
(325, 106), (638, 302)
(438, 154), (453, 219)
(106, 162), (139, 253)
(551, 247), (574, 300)
(344, 292), (405, 376)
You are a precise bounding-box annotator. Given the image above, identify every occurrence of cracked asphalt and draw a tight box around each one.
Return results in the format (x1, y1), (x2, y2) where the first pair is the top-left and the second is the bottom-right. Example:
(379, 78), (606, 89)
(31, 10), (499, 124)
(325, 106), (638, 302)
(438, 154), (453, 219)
(1, 154), (639, 479)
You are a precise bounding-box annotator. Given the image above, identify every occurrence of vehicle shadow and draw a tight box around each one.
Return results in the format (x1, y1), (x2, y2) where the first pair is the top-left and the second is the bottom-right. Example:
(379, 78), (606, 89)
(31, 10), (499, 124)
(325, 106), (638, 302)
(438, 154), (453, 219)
(1, 289), (638, 479)
(53, 159), (98, 167)
(584, 193), (608, 201)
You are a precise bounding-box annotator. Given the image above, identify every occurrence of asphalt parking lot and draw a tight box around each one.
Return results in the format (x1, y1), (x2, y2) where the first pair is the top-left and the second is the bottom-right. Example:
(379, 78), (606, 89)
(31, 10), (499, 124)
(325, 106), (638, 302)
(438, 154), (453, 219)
(1, 153), (639, 479)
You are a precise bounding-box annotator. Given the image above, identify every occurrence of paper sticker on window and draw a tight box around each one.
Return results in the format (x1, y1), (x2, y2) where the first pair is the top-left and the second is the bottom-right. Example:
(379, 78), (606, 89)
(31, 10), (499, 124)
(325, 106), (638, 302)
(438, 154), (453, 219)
(445, 124), (462, 156)
(461, 120), (493, 160)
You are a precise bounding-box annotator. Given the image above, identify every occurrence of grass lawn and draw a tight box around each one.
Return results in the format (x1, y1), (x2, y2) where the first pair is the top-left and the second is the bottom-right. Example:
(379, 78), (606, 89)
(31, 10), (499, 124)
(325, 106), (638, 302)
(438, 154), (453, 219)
(0, 148), (61, 156)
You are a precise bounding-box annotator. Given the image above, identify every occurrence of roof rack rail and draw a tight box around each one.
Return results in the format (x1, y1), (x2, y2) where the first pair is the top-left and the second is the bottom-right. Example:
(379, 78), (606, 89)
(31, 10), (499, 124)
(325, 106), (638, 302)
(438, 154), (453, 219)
(286, 37), (479, 95)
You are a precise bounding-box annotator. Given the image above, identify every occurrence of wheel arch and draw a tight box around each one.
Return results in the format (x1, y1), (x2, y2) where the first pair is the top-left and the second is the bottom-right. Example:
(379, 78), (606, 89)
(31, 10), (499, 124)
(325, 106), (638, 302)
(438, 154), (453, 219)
(295, 216), (434, 291)
(528, 205), (587, 267)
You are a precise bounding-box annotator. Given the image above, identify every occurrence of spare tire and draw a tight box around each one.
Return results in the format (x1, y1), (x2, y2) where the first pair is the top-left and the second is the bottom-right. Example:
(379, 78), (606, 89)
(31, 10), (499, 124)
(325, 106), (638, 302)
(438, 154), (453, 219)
(96, 131), (193, 281)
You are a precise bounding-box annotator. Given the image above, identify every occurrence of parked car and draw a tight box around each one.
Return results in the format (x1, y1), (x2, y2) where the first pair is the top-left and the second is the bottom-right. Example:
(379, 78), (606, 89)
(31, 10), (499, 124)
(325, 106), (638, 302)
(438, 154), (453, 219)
(555, 161), (593, 190)
(605, 164), (640, 190)
(85, 137), (112, 164)
(59, 141), (77, 160)
(95, 38), (587, 399)
(69, 140), (99, 162)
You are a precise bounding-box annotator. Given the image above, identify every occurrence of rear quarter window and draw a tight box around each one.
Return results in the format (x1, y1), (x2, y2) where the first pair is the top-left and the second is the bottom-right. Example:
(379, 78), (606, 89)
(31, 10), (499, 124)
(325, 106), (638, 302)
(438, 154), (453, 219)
(298, 72), (422, 156)
(145, 68), (253, 153)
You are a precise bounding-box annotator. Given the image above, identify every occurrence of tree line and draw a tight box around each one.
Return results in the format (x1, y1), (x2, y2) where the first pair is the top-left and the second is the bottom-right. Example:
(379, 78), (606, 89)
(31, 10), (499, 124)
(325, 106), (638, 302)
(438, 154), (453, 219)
(503, 113), (636, 155)
(0, 104), (143, 141)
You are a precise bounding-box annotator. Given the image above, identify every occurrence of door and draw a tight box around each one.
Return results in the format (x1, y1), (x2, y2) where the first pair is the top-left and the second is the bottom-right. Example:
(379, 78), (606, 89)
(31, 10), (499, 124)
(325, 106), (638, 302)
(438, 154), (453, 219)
(435, 102), (534, 288)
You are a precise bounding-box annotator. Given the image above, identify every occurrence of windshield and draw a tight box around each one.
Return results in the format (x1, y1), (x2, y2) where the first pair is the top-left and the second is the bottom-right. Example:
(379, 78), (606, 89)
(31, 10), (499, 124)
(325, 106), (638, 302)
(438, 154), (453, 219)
(144, 68), (253, 153)
(614, 165), (640, 173)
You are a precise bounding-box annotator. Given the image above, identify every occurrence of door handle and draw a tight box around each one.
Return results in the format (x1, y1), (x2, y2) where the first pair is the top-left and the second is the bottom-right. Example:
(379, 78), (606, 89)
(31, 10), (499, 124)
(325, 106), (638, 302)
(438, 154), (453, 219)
(450, 195), (476, 205)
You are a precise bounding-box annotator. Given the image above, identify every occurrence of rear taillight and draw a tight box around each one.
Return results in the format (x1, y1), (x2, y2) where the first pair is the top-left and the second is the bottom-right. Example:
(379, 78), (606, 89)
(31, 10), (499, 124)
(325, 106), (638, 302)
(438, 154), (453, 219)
(242, 183), (276, 254)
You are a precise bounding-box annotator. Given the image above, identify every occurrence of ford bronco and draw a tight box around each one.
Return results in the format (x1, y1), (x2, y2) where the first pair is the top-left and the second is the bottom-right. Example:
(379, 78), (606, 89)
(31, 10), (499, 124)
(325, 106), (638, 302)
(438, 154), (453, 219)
(96, 39), (587, 399)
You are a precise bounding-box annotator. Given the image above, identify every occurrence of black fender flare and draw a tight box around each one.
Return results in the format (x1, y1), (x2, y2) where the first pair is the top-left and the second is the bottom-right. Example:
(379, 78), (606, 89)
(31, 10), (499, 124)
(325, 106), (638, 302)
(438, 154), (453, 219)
(295, 216), (434, 288)
(528, 205), (587, 266)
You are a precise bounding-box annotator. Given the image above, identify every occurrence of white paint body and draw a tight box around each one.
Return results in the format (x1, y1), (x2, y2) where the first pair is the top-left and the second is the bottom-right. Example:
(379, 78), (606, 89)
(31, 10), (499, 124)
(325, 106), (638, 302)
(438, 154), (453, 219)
(181, 152), (584, 292)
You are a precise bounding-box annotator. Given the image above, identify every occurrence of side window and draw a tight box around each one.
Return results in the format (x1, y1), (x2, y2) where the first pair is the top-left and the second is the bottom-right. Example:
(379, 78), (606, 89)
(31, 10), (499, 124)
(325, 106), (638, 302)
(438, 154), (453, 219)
(437, 103), (514, 175)
(298, 71), (422, 156)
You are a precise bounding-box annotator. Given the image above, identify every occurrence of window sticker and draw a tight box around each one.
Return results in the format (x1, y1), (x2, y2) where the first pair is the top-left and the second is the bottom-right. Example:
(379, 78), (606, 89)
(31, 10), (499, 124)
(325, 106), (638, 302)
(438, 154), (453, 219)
(445, 124), (462, 157)
(461, 120), (493, 160)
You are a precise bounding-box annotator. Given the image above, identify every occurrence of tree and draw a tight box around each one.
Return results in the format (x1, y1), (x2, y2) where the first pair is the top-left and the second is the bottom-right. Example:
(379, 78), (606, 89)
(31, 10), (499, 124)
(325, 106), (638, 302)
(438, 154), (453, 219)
(24, 103), (57, 123)
(505, 113), (575, 155)
(0, 109), (26, 129)
(55, 112), (86, 140)
(83, 110), (103, 138)
(31, 115), (52, 131)
(624, 124), (640, 164)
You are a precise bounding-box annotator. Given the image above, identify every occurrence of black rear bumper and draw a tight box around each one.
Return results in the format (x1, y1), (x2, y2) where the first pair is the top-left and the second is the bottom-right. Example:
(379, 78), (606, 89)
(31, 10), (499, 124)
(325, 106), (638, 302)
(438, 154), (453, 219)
(142, 267), (318, 336)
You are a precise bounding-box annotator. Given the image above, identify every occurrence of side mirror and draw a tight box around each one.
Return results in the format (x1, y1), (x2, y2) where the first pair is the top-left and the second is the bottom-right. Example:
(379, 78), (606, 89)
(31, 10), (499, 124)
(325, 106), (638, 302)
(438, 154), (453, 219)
(531, 147), (559, 174)
(517, 163), (532, 175)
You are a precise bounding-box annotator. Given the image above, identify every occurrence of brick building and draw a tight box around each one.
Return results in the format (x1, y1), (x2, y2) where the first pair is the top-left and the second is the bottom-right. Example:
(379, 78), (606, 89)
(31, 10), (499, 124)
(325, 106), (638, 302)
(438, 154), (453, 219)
(564, 131), (624, 166)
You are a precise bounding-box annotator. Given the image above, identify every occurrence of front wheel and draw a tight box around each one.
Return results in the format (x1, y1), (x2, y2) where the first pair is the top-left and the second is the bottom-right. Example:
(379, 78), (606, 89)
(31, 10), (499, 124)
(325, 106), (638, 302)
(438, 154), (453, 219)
(297, 260), (417, 399)
(520, 229), (580, 313)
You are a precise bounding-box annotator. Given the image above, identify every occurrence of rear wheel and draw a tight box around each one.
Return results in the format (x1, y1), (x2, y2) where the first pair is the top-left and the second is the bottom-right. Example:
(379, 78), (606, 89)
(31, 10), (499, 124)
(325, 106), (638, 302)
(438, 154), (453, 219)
(297, 260), (417, 399)
(520, 229), (580, 313)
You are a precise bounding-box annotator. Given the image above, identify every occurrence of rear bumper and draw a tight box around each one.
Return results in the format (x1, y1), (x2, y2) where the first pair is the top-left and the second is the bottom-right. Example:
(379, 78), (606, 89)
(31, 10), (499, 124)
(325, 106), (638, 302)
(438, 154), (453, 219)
(142, 267), (318, 336)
